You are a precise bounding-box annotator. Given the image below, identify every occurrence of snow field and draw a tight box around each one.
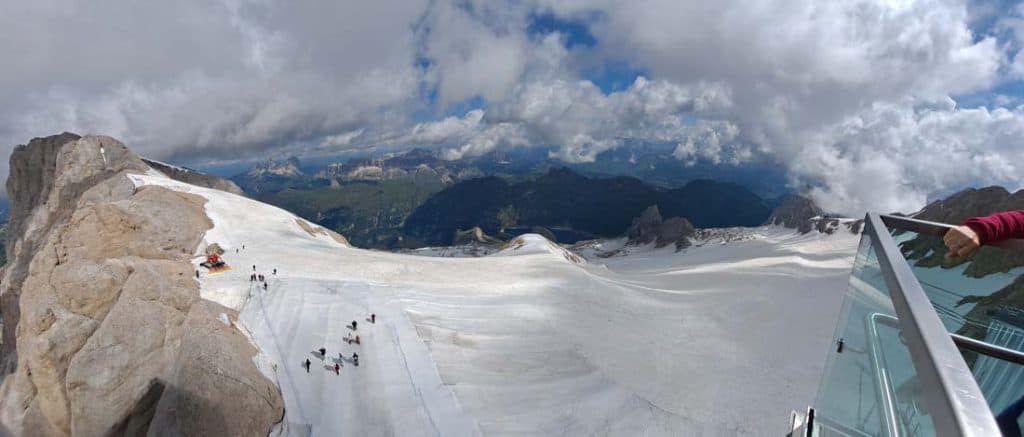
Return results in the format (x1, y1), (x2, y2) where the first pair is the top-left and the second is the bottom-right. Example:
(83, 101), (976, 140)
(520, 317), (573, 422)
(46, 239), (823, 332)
(129, 171), (860, 436)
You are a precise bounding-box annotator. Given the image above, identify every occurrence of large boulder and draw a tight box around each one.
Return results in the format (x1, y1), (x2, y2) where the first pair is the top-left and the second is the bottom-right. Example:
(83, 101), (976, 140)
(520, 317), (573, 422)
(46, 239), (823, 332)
(0, 134), (283, 436)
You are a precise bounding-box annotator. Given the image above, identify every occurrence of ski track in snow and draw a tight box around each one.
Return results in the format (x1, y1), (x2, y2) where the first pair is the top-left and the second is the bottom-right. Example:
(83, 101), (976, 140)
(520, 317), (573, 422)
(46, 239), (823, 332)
(128, 172), (859, 436)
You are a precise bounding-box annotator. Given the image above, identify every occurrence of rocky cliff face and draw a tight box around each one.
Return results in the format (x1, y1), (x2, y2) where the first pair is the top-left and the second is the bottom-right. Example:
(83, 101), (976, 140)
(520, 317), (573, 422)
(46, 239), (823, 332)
(0, 134), (282, 436)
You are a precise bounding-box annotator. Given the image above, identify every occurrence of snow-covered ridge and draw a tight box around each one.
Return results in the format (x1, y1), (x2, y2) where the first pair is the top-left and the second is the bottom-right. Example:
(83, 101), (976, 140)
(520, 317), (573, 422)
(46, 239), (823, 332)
(494, 234), (585, 263)
(125, 169), (860, 436)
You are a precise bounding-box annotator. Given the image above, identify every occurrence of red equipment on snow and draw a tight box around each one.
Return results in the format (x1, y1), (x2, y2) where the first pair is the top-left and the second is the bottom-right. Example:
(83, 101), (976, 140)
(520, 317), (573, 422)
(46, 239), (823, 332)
(199, 253), (230, 273)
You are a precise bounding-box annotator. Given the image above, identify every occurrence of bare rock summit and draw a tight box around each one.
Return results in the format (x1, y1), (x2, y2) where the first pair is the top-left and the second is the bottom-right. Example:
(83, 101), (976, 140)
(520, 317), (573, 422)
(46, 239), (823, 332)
(0, 134), (282, 436)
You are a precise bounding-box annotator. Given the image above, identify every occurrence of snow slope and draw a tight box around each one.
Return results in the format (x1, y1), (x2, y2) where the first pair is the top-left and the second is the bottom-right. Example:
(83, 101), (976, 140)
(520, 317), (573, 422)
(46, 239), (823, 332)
(128, 172), (859, 436)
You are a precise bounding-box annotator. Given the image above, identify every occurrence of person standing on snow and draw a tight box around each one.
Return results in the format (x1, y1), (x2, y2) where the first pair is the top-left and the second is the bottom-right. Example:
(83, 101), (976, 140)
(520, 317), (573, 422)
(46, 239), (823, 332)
(352, 320), (358, 330)
(304, 359), (311, 373)
(334, 363), (340, 375)
(371, 313), (376, 323)
(352, 353), (359, 366)
(319, 347), (326, 357)
(273, 268), (277, 275)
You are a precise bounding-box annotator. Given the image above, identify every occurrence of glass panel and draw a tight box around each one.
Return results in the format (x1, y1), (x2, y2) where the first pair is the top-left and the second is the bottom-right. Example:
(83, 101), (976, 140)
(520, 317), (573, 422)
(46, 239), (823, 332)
(814, 233), (937, 436)
(893, 228), (1024, 429)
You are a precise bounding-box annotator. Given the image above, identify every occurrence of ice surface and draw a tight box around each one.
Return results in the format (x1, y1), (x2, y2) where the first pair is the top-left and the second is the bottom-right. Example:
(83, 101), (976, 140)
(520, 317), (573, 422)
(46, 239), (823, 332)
(128, 172), (859, 436)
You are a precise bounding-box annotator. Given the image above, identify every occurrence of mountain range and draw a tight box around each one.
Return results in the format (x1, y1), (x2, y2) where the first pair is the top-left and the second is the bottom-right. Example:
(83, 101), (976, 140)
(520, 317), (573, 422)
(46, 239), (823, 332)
(230, 149), (776, 249)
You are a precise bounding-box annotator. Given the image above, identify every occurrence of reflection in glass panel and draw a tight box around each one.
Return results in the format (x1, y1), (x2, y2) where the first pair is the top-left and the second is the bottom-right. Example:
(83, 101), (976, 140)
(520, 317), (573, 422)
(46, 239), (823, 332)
(894, 228), (1024, 426)
(814, 234), (936, 436)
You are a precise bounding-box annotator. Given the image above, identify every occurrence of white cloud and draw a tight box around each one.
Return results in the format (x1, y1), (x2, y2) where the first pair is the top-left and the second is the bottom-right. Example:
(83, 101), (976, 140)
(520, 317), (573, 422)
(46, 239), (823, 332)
(1, 0), (1023, 215)
(796, 99), (1024, 214)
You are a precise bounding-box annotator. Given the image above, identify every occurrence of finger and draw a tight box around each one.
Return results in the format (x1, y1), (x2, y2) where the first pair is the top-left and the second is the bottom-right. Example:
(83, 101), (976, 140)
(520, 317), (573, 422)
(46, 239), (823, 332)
(957, 246), (975, 258)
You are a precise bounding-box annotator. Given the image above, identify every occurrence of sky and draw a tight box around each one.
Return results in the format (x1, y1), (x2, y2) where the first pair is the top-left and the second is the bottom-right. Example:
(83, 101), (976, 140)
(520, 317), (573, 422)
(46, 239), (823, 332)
(2, 0), (1024, 214)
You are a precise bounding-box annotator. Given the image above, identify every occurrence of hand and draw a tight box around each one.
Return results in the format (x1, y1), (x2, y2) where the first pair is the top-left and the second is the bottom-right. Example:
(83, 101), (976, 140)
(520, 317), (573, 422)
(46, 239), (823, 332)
(944, 225), (981, 259)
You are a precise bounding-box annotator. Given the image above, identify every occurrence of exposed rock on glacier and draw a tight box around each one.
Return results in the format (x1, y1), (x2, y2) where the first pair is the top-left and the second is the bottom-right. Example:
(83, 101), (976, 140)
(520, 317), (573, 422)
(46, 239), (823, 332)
(0, 134), (282, 436)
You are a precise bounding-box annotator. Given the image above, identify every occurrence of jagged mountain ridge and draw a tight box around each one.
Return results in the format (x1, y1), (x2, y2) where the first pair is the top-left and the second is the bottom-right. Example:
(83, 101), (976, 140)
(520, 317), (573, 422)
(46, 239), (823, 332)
(403, 168), (772, 246)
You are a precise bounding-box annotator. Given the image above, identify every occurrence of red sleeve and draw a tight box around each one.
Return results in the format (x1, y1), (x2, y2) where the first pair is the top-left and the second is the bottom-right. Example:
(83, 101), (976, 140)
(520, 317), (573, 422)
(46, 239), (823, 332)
(963, 211), (1024, 245)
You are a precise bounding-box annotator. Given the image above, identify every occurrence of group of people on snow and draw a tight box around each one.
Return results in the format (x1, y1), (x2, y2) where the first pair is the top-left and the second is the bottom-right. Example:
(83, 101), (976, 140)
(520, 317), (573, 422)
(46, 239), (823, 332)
(302, 314), (375, 376)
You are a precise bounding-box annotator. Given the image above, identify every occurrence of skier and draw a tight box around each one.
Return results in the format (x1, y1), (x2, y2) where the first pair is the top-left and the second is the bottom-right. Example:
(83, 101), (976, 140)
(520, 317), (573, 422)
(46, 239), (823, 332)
(263, 282), (268, 290)
(319, 347), (326, 357)
(195, 270), (199, 279)
(334, 363), (340, 375)
(304, 359), (311, 373)
(355, 335), (360, 345)
(352, 320), (358, 330)
(273, 268), (277, 275)
(352, 353), (359, 366)
(371, 313), (376, 323)
(252, 265), (256, 271)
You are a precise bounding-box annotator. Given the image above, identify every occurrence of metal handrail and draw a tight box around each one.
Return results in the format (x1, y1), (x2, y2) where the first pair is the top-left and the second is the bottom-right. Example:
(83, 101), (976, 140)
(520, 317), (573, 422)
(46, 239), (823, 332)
(951, 333), (1024, 365)
(865, 213), (1000, 436)
(880, 214), (1024, 252)
(878, 213), (1024, 365)
(866, 312), (903, 437)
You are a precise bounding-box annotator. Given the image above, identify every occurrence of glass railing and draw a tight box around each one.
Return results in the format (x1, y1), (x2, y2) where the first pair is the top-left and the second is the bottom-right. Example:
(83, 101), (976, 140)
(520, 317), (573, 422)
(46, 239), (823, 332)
(799, 213), (1006, 437)
(889, 219), (1024, 432)
(813, 231), (936, 436)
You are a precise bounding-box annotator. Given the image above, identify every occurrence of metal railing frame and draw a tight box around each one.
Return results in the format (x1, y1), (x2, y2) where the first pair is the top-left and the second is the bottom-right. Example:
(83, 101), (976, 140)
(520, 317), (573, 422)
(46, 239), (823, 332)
(880, 214), (1024, 365)
(864, 213), (1001, 436)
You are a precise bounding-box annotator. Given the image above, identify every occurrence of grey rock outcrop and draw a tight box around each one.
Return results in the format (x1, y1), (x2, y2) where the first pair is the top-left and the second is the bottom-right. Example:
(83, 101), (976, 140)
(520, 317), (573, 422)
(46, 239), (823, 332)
(247, 156), (303, 177)
(626, 206), (695, 251)
(766, 195), (824, 234)
(626, 206), (664, 245)
(141, 159), (245, 196)
(657, 217), (696, 250)
(453, 227), (503, 246)
(0, 134), (282, 436)
(912, 186), (1024, 225)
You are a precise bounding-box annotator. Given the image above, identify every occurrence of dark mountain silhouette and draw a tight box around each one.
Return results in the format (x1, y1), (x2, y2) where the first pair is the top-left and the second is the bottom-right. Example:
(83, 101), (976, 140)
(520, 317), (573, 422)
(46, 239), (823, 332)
(404, 168), (772, 246)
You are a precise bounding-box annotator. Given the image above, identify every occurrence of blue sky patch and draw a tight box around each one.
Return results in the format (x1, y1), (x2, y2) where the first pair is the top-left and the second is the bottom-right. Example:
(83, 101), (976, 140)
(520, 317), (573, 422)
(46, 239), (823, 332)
(528, 12), (597, 48)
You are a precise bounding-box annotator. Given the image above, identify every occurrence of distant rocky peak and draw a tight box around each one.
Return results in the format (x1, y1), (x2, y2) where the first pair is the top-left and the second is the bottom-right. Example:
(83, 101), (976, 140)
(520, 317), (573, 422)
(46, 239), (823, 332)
(626, 205), (695, 251)
(767, 195), (863, 235)
(248, 156), (303, 177)
(766, 195), (825, 234)
(912, 186), (1022, 225)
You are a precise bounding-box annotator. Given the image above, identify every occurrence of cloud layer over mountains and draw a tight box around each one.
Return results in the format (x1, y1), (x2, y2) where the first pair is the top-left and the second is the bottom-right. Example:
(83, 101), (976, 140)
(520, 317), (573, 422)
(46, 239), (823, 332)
(2, 0), (1024, 214)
